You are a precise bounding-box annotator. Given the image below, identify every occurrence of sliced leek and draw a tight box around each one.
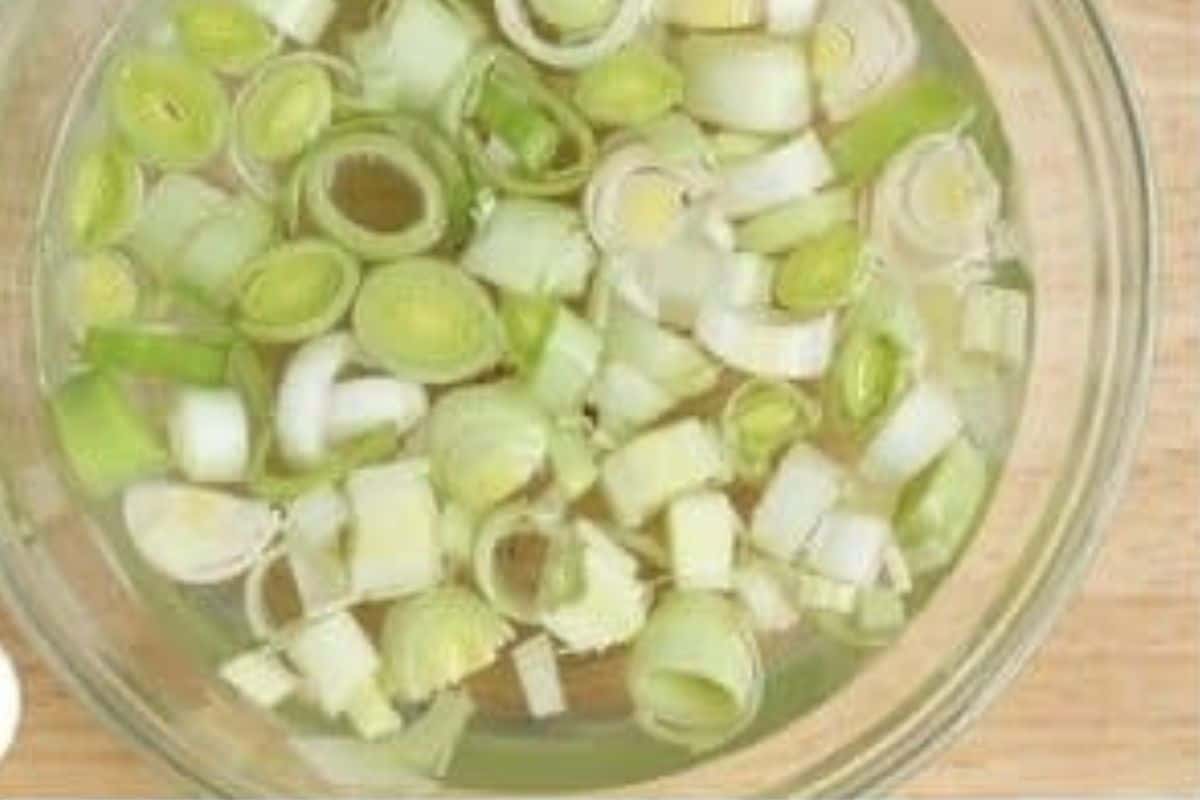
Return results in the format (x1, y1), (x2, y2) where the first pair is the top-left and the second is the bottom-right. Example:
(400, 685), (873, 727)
(732, 560), (799, 632)
(574, 45), (684, 128)
(168, 388), (250, 484)
(127, 173), (228, 277)
(235, 239), (361, 343)
(628, 591), (762, 752)
(960, 284), (1029, 368)
(473, 502), (563, 623)
(751, 443), (842, 561)
(735, 187), (857, 255)
(501, 293), (558, 372)
(667, 491), (739, 590)
(275, 332), (356, 468)
(528, 0), (618, 32)
(381, 585), (515, 702)
(894, 436), (988, 570)
(604, 302), (722, 401)
(496, 0), (647, 70)
(590, 361), (677, 439)
(83, 325), (231, 386)
(247, 0), (337, 45)
(354, 259), (504, 385)
(657, 0), (764, 30)
(67, 141), (143, 251)
(718, 132), (835, 220)
(547, 425), (600, 501)
(512, 633), (567, 719)
(765, 0), (819, 34)
(105, 50), (230, 170)
(176, 194), (278, 306)
(326, 378), (429, 446)
(235, 55), (334, 167)
(722, 379), (821, 481)
(806, 510), (891, 585)
(774, 223), (870, 314)
(58, 251), (142, 338)
(812, 0), (919, 122)
(528, 310), (604, 416)
(695, 306), (836, 380)
(860, 381), (962, 485)
(174, 0), (280, 76)
(826, 329), (908, 434)
(285, 611), (381, 715)
(346, 678), (405, 741)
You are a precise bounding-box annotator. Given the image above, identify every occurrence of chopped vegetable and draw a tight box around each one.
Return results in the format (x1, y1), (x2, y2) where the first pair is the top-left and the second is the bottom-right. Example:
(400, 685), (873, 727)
(354, 259), (504, 385)
(774, 223), (869, 314)
(326, 378), (429, 446)
(235, 55), (333, 164)
(751, 443), (842, 561)
(718, 132), (835, 219)
(176, 194), (278, 306)
(512, 634), (567, 719)
(346, 459), (443, 599)
(765, 0), (819, 33)
(812, 0), (919, 122)
(235, 240), (360, 343)
(463, 199), (597, 298)
(285, 611), (381, 715)
(628, 591), (762, 752)
(806, 510), (891, 585)
(960, 284), (1029, 368)
(721, 253), (777, 308)
(732, 560), (799, 632)
(604, 303), (722, 399)
(657, 0), (764, 29)
(473, 502), (564, 623)
(127, 173), (228, 277)
(547, 424), (600, 501)
(696, 306), (836, 379)
(590, 361), (677, 439)
(67, 141), (143, 251)
(501, 292), (559, 372)
(860, 381), (962, 485)
(789, 570), (857, 612)
(168, 388), (249, 484)
(381, 585), (515, 703)
(677, 34), (812, 133)
(123, 482), (279, 584)
(346, 678), (405, 741)
(83, 325), (231, 386)
(722, 379), (821, 481)
(50, 372), (168, 496)
(574, 45), (684, 128)
(59, 251), (142, 337)
(826, 329), (908, 434)
(275, 332), (356, 468)
(735, 187), (857, 255)
(175, 0), (280, 76)
(251, 426), (400, 501)
(528, 310), (604, 416)
(894, 437), (988, 570)
(219, 648), (300, 708)
(667, 491), (739, 590)
(246, 0), (337, 45)
(496, 0), (646, 70)
(528, 0), (617, 32)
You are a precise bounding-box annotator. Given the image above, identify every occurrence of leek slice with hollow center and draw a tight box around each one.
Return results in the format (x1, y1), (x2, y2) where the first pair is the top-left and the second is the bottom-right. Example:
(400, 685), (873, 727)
(175, 0), (281, 76)
(59, 251), (142, 338)
(528, 0), (618, 32)
(827, 329), (907, 434)
(811, 0), (919, 122)
(246, 0), (337, 45)
(302, 131), (450, 261)
(381, 585), (515, 703)
(354, 258), (504, 385)
(474, 502), (565, 623)
(496, 0), (647, 70)
(237, 57), (334, 164)
(695, 306), (836, 380)
(628, 591), (763, 752)
(429, 382), (550, 512)
(235, 239), (361, 343)
(894, 436), (988, 570)
(67, 141), (144, 252)
(122, 481), (280, 584)
(721, 378), (821, 481)
(105, 50), (230, 170)
(275, 332), (357, 469)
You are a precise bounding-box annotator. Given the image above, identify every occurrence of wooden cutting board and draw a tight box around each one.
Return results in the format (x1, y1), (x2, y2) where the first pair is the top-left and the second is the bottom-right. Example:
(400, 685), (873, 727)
(0, 0), (1195, 795)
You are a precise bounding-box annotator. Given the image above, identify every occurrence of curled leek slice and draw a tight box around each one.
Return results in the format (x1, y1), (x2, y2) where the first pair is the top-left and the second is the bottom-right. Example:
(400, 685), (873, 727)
(345, 0), (485, 113)
(429, 382), (550, 512)
(496, 0), (647, 70)
(870, 133), (1002, 274)
(751, 442), (842, 560)
(894, 437), (988, 571)
(327, 378), (429, 446)
(811, 0), (919, 122)
(67, 140), (143, 251)
(627, 591), (763, 752)
(442, 47), (598, 197)
(301, 131), (450, 261)
(774, 222), (870, 314)
(657, 0), (765, 30)
(236, 55), (334, 165)
(527, 309), (604, 416)
(826, 328), (908, 435)
(276, 332), (357, 468)
(732, 560), (799, 633)
(285, 611), (381, 716)
(354, 259), (504, 385)
(960, 284), (1029, 369)
(381, 585), (515, 703)
(105, 50), (230, 170)
(246, 0), (337, 45)
(50, 372), (168, 497)
(604, 302), (721, 402)
(677, 34), (813, 134)
(473, 502), (565, 623)
(718, 132), (835, 220)
(463, 198), (597, 298)
(122, 482), (279, 584)
(528, 0), (618, 33)
(806, 510), (891, 585)
(695, 306), (837, 380)
(860, 381), (963, 485)
(722, 379), (821, 481)
(234, 239), (361, 343)
(174, 0), (281, 76)
(168, 388), (250, 484)
(601, 418), (730, 528)
(574, 45), (685, 128)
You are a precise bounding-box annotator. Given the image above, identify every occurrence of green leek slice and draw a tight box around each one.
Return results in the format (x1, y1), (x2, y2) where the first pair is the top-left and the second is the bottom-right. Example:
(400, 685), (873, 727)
(463, 199), (597, 298)
(381, 585), (515, 703)
(235, 239), (361, 343)
(774, 223), (869, 314)
(219, 648), (299, 708)
(547, 424), (600, 501)
(735, 187), (857, 255)
(476, 73), (563, 175)
(105, 50), (230, 170)
(82, 325), (231, 386)
(250, 428), (401, 501)
(501, 293), (558, 372)
(811, 0), (919, 122)
(127, 173), (229, 277)
(573, 45), (684, 128)
(627, 591), (763, 752)
(894, 436), (988, 571)
(59, 251), (142, 338)
(67, 141), (144, 251)
(49, 372), (168, 497)
(354, 259), (504, 385)
(236, 56), (334, 164)
(429, 382), (550, 512)
(826, 329), (907, 434)
(511, 633), (567, 719)
(495, 0), (646, 70)
(527, 310), (603, 416)
(174, 0), (281, 76)
(721, 379), (821, 481)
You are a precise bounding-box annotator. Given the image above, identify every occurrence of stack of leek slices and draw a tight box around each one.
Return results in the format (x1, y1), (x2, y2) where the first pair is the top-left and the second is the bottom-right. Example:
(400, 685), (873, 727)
(49, 0), (1030, 776)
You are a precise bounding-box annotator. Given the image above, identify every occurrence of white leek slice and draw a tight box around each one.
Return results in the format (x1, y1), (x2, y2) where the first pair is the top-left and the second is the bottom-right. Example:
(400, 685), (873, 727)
(219, 648), (300, 708)
(601, 418), (730, 528)
(346, 678), (404, 740)
(473, 503), (564, 623)
(677, 34), (812, 134)
(327, 378), (429, 446)
(68, 141), (144, 252)
(628, 591), (762, 752)
(860, 381), (962, 485)
(463, 198), (597, 298)
(605, 303), (721, 400)
(381, 586), (515, 703)
(943, 356), (1018, 459)
(722, 253), (776, 308)
(812, 0), (919, 122)
(667, 491), (739, 590)
(657, 0), (764, 29)
(285, 492), (353, 620)
(574, 45), (684, 129)
(606, 234), (735, 330)
(496, 0), (647, 70)
(286, 485), (349, 550)
(548, 426), (600, 501)
(541, 520), (649, 652)
(168, 388), (249, 484)
(732, 560), (799, 632)
(960, 284), (1029, 369)
(128, 173), (228, 276)
(806, 510), (890, 585)
(123, 482), (279, 584)
(718, 132), (834, 220)
(791, 570), (857, 612)
(590, 361), (677, 439)
(528, 310), (604, 416)
(512, 634), (567, 719)
(177, 194), (278, 305)
(751, 443), (842, 561)
(735, 187), (857, 255)
(276, 332), (356, 469)
(58, 252), (143, 339)
(870, 133), (1002, 274)
(285, 611), (381, 716)
(429, 383), (550, 512)
(346, 0), (484, 112)
(696, 305), (836, 379)
(438, 502), (477, 570)
(765, 0), (819, 33)
(346, 459), (443, 600)
(247, 0), (336, 44)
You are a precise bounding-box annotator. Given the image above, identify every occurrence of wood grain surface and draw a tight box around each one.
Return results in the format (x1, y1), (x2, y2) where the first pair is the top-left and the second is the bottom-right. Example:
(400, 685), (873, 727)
(0, 0), (1196, 795)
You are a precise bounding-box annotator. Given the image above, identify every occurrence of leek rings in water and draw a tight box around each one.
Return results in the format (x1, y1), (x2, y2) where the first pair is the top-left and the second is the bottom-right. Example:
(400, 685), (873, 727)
(811, 0), (919, 122)
(473, 502), (564, 623)
(721, 379), (821, 481)
(67, 141), (143, 252)
(174, 0), (281, 76)
(894, 436), (988, 569)
(496, 0), (647, 70)
(236, 56), (334, 164)
(628, 591), (763, 752)
(246, 0), (338, 46)
(235, 239), (361, 343)
(105, 50), (230, 170)
(573, 45), (685, 128)
(59, 251), (142, 338)
(826, 329), (908, 435)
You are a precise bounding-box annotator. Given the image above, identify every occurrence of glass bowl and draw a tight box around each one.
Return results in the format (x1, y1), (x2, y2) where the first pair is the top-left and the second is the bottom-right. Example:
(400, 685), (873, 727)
(0, 0), (1156, 796)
